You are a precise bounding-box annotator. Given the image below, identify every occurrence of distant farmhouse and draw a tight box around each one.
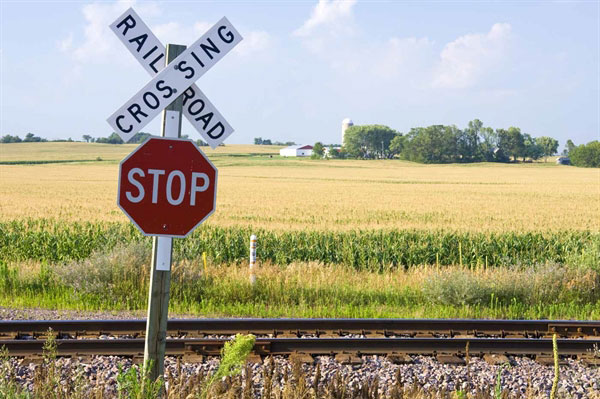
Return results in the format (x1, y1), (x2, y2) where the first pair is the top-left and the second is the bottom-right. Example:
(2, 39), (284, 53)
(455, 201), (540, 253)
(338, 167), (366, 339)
(280, 145), (313, 157)
(278, 118), (350, 158)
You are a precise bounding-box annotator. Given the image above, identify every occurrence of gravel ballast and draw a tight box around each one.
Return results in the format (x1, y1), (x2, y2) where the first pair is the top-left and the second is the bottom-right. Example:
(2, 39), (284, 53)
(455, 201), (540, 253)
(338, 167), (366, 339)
(2, 354), (599, 398)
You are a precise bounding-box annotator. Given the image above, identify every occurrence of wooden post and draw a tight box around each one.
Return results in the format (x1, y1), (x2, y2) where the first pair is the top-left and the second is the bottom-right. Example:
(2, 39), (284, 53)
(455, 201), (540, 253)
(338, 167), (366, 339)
(144, 43), (186, 384)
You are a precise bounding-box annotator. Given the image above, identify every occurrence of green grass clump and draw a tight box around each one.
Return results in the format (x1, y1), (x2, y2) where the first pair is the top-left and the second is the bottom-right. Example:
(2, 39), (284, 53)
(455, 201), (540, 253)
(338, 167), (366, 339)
(1, 220), (598, 270)
(202, 334), (256, 399)
(116, 362), (163, 399)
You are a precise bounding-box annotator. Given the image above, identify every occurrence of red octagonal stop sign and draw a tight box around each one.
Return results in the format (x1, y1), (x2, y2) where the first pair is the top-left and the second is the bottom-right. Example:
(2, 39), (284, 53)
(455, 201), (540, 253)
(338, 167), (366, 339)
(118, 137), (217, 237)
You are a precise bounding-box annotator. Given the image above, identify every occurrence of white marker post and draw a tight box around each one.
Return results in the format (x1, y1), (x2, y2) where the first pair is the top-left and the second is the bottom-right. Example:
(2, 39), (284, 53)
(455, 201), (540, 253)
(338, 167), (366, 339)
(249, 234), (257, 285)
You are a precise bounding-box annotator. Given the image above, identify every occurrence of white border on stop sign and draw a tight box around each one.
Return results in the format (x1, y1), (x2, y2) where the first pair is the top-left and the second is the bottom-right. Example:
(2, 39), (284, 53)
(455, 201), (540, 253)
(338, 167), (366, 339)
(116, 136), (218, 238)
(107, 17), (242, 143)
(109, 8), (235, 149)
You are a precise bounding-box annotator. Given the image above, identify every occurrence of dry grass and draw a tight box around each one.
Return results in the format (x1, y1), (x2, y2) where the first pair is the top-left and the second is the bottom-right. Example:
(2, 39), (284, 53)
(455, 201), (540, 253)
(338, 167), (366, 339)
(0, 143), (598, 232)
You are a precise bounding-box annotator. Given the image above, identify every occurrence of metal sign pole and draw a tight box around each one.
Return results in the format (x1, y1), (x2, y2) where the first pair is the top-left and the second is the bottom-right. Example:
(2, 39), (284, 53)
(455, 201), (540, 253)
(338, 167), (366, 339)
(144, 43), (186, 383)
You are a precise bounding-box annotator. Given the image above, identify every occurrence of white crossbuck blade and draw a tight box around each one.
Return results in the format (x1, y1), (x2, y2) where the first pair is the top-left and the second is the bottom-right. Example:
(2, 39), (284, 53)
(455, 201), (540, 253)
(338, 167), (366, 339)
(107, 8), (242, 148)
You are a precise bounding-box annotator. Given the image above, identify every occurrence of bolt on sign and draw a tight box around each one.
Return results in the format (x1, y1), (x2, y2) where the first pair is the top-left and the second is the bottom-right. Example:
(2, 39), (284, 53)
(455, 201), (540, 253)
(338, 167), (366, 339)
(108, 8), (241, 148)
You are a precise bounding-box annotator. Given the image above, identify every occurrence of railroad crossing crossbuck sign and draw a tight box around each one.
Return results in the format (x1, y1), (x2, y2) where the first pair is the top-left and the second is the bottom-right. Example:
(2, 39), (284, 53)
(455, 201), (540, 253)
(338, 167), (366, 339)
(106, 9), (243, 384)
(108, 8), (242, 148)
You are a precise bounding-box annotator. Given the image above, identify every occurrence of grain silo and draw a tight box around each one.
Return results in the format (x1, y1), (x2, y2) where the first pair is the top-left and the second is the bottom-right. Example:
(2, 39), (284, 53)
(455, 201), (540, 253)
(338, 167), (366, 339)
(341, 118), (353, 146)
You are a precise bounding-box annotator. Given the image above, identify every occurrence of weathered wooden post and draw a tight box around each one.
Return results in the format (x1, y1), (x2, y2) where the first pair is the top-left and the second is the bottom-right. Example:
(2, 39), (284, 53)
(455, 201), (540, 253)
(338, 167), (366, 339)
(143, 43), (185, 382)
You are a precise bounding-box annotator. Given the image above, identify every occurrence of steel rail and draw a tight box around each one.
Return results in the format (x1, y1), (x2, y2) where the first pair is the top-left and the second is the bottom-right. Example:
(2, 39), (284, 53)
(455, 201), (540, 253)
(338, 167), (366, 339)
(0, 319), (598, 339)
(2, 337), (599, 358)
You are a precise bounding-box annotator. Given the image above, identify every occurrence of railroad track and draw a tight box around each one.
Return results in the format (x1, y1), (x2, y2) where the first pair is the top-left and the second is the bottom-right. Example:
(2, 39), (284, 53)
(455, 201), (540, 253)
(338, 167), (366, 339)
(1, 318), (599, 339)
(1, 319), (599, 363)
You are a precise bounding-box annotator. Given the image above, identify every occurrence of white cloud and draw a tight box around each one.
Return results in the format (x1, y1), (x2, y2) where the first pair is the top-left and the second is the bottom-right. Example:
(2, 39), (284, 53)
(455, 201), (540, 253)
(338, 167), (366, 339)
(294, 0), (357, 37)
(152, 20), (214, 46)
(193, 22), (213, 35)
(372, 37), (435, 79)
(433, 23), (512, 89)
(57, 33), (73, 52)
(63, 0), (159, 63)
(234, 31), (272, 56)
(293, 9), (511, 93)
(153, 22), (272, 57)
(62, 0), (225, 60)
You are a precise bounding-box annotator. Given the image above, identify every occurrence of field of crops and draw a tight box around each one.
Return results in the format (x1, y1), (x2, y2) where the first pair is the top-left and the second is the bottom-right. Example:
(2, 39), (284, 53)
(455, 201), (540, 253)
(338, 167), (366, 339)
(1, 143), (598, 232)
(1, 220), (598, 269)
(0, 142), (598, 319)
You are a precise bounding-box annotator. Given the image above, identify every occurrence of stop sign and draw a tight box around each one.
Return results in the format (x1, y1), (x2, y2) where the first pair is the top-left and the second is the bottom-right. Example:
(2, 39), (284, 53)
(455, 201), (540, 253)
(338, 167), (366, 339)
(117, 137), (217, 237)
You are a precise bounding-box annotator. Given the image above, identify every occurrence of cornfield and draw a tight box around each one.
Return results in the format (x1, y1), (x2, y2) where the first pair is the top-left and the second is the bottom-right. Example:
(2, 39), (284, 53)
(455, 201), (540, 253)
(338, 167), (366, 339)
(1, 220), (597, 270)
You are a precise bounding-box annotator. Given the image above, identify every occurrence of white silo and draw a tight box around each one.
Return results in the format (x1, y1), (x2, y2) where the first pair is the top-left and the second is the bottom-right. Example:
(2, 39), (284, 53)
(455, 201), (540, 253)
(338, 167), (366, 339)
(341, 118), (353, 146)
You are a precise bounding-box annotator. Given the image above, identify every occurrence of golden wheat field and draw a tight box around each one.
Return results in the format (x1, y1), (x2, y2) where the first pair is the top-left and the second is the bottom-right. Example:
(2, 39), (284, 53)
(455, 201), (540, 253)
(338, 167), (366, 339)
(1, 142), (598, 232)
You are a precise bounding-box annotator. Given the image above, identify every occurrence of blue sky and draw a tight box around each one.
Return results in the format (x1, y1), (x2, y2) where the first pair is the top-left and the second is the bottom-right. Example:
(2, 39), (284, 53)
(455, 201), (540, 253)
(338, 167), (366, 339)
(1, 0), (598, 147)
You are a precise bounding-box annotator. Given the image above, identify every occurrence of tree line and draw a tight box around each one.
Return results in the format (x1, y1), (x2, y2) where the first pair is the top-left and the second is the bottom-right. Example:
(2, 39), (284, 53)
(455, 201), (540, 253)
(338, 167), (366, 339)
(569, 141), (600, 167)
(1, 133), (49, 143)
(320, 120), (597, 167)
(254, 137), (296, 146)
(1, 132), (210, 147)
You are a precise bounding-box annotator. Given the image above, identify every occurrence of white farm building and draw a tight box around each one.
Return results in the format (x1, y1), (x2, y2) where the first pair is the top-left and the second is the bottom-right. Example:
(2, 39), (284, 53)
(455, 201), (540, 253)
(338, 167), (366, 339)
(279, 145), (313, 157)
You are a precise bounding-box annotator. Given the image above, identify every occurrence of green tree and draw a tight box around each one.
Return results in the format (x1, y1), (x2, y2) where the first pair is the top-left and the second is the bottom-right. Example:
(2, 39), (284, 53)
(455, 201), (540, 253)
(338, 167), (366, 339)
(344, 125), (399, 159)
(82, 134), (93, 143)
(129, 132), (151, 144)
(570, 141), (600, 167)
(479, 126), (499, 161)
(402, 125), (459, 163)
(0, 135), (22, 143)
(389, 134), (406, 157)
(459, 119), (483, 162)
(312, 142), (325, 159)
(521, 134), (543, 161)
(22, 133), (45, 142)
(96, 133), (124, 144)
(262, 139), (272, 145)
(562, 139), (576, 156)
(328, 145), (342, 158)
(497, 127), (524, 161)
(254, 137), (263, 145)
(536, 136), (559, 162)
